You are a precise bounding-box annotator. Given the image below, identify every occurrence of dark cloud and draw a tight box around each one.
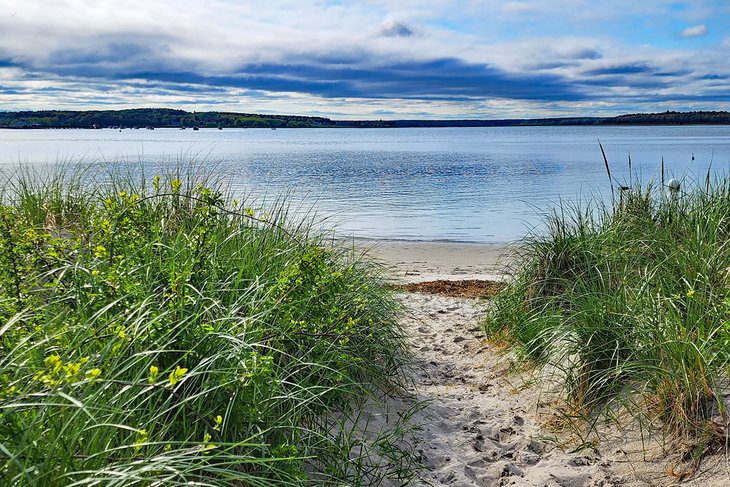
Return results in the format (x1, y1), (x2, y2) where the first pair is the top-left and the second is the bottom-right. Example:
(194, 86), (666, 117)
(652, 69), (692, 77)
(379, 20), (415, 38)
(699, 74), (727, 80)
(578, 64), (705, 91)
(610, 92), (730, 103)
(579, 75), (672, 89)
(584, 63), (654, 76)
(107, 57), (586, 101)
(529, 61), (578, 70)
(37, 40), (178, 79)
(527, 48), (602, 70)
(311, 50), (374, 65)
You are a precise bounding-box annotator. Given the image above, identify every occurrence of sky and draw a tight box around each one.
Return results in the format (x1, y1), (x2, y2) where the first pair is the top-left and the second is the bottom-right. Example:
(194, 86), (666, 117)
(0, 0), (729, 119)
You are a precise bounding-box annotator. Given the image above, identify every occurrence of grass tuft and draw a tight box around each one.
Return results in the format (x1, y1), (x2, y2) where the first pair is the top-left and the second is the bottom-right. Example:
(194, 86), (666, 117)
(486, 176), (730, 463)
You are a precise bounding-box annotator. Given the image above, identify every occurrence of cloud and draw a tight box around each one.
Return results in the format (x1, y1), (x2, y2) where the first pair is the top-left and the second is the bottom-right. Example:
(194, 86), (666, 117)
(681, 24), (709, 38)
(99, 57), (586, 102)
(568, 48), (603, 60)
(699, 74), (727, 80)
(379, 20), (416, 38)
(501, 2), (539, 14)
(584, 63), (654, 76)
(0, 1), (728, 116)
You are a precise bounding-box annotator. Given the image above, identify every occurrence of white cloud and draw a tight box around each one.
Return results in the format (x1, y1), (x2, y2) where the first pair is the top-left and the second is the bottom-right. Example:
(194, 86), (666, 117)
(681, 24), (709, 38)
(500, 2), (539, 14)
(0, 1), (728, 116)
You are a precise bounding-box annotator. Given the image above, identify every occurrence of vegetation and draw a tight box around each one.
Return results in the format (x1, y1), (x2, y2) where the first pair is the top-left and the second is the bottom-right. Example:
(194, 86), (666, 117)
(486, 174), (730, 470)
(388, 110), (730, 127)
(0, 165), (417, 485)
(0, 109), (388, 129)
(1, 108), (729, 129)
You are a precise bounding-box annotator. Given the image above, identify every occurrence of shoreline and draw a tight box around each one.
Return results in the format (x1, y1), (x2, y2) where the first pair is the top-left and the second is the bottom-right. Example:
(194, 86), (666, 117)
(354, 239), (514, 283)
(3, 109), (730, 130)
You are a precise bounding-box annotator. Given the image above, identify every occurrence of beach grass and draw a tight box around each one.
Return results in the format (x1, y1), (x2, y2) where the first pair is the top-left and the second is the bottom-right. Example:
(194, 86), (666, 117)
(0, 165), (415, 485)
(486, 176), (730, 465)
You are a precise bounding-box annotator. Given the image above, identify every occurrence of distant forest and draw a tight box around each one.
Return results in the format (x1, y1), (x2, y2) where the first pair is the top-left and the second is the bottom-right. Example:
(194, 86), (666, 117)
(1, 108), (729, 129)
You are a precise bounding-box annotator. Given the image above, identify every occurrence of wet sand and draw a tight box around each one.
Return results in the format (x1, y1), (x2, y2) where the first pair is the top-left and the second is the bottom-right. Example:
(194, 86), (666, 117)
(358, 240), (514, 283)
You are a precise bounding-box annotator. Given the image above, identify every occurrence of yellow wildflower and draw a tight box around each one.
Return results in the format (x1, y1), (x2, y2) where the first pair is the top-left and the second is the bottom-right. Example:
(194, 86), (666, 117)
(94, 244), (107, 259)
(202, 432), (215, 452)
(64, 362), (81, 378)
(168, 366), (187, 387)
(44, 354), (61, 369)
(686, 289), (695, 298)
(134, 429), (148, 452)
(148, 365), (159, 384)
(86, 368), (101, 381)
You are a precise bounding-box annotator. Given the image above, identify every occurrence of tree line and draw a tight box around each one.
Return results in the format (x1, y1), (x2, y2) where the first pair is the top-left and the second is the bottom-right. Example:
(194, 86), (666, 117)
(1, 108), (728, 128)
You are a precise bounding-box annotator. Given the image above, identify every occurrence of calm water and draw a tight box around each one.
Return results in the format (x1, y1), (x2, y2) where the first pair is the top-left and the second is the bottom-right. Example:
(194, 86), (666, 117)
(1, 126), (729, 243)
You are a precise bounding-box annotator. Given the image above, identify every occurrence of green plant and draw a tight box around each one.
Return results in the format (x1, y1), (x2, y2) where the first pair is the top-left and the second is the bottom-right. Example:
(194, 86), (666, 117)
(486, 177), (730, 462)
(0, 164), (414, 485)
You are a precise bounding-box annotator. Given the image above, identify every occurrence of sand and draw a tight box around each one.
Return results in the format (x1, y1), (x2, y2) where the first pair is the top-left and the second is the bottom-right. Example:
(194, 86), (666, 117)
(359, 240), (730, 487)
(356, 240), (513, 283)
(391, 292), (618, 486)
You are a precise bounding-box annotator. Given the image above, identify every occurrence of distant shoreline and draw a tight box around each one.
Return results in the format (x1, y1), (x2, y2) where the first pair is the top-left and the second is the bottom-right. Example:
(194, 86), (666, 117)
(3, 123), (730, 130)
(1, 108), (730, 129)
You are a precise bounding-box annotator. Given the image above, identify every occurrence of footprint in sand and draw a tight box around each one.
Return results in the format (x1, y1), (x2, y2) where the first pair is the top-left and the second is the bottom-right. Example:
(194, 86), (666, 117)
(391, 291), (618, 487)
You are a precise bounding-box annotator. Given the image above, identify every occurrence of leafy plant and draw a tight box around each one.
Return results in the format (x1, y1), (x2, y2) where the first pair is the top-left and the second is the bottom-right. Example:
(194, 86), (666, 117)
(0, 164), (413, 485)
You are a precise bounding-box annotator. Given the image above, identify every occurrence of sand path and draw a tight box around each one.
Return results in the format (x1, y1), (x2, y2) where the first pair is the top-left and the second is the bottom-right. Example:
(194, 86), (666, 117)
(396, 291), (618, 486)
(364, 241), (727, 486)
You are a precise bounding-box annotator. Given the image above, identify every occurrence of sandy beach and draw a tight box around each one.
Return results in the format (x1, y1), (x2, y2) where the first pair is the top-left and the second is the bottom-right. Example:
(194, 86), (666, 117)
(358, 240), (514, 283)
(363, 240), (729, 487)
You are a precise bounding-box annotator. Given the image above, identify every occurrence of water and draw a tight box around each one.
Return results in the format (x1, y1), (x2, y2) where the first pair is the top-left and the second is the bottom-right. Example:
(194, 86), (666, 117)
(1, 126), (729, 243)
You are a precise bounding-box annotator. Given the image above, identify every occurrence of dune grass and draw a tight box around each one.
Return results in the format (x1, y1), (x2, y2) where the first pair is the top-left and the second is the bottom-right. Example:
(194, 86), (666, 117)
(486, 176), (730, 465)
(0, 165), (415, 485)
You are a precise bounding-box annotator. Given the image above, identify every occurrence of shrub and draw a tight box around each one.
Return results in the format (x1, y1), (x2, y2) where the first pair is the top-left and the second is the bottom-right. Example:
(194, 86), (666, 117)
(0, 166), (411, 485)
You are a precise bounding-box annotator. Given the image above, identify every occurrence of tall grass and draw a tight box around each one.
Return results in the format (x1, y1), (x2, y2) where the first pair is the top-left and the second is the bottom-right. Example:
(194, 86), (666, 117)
(0, 165), (414, 485)
(486, 176), (730, 464)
